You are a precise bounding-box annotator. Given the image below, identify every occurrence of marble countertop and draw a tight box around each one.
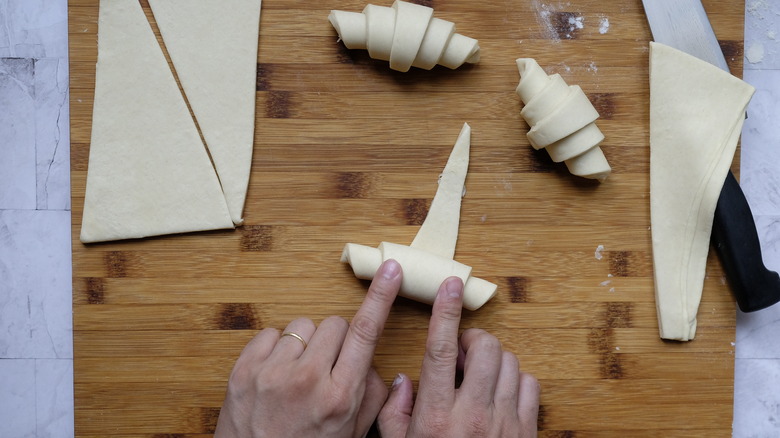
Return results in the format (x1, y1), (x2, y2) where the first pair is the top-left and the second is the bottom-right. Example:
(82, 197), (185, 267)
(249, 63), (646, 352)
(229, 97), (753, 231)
(1, 1), (779, 436)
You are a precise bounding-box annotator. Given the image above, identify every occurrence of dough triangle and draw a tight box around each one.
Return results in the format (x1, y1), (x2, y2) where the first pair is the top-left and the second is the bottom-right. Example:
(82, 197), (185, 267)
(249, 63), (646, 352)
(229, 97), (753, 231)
(80, 0), (234, 243)
(410, 123), (470, 259)
(649, 42), (755, 341)
(149, 0), (263, 225)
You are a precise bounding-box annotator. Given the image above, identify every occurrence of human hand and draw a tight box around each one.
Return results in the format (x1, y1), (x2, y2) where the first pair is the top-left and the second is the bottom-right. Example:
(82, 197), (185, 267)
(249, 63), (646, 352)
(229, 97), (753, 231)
(377, 276), (540, 438)
(214, 259), (403, 438)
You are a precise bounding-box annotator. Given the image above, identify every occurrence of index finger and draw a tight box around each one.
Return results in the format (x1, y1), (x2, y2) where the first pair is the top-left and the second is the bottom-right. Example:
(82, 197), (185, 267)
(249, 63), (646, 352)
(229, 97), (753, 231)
(416, 276), (464, 407)
(333, 259), (403, 382)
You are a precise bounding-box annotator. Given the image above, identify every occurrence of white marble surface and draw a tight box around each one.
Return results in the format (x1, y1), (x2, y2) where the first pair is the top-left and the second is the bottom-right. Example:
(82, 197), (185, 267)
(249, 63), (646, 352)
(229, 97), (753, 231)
(0, 1), (73, 437)
(0, 1), (779, 437)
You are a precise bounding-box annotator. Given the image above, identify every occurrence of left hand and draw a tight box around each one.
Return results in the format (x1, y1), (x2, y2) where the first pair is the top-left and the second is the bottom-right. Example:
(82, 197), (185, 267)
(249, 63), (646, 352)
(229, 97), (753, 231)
(214, 259), (403, 438)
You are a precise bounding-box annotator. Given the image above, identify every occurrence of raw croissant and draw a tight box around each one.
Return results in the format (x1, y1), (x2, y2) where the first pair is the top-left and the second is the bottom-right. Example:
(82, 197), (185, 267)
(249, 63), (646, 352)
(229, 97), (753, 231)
(515, 58), (611, 181)
(328, 0), (480, 72)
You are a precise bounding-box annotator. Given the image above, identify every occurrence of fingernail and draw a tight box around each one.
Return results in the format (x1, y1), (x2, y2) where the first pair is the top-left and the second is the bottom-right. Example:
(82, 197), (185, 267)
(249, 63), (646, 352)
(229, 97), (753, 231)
(391, 373), (404, 389)
(445, 277), (463, 298)
(381, 259), (401, 280)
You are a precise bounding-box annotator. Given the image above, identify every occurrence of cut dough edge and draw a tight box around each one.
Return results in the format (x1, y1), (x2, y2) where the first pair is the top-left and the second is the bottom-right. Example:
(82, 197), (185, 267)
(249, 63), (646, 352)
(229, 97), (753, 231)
(80, 0), (234, 243)
(649, 42), (755, 341)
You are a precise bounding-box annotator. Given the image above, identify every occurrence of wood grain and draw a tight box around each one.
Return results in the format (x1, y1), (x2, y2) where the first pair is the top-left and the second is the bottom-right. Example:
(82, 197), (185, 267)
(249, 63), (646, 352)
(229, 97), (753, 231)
(69, 0), (745, 436)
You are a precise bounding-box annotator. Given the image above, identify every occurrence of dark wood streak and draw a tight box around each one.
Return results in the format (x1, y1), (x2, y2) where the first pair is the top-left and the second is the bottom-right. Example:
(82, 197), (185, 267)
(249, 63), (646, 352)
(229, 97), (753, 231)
(589, 93), (617, 120)
(403, 198), (430, 225)
(411, 0), (434, 7)
(256, 63), (272, 91)
(104, 251), (128, 278)
(605, 302), (632, 328)
(217, 303), (259, 330)
(719, 40), (743, 68)
(546, 431), (577, 438)
(85, 277), (105, 304)
(609, 251), (631, 277)
(587, 327), (612, 354)
(265, 90), (292, 118)
(551, 11), (583, 40)
(151, 434), (185, 438)
(199, 407), (221, 434)
(601, 353), (624, 379)
(587, 326), (624, 379)
(507, 276), (529, 303)
(240, 225), (274, 251)
(537, 404), (547, 430)
(336, 172), (372, 198)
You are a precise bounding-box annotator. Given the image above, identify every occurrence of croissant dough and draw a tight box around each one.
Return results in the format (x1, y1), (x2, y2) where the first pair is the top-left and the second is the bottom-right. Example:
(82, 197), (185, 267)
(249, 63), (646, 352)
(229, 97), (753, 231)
(329, 0), (479, 71)
(649, 42), (755, 341)
(515, 58), (610, 181)
(80, 0), (234, 243)
(341, 124), (497, 310)
(148, 0), (262, 225)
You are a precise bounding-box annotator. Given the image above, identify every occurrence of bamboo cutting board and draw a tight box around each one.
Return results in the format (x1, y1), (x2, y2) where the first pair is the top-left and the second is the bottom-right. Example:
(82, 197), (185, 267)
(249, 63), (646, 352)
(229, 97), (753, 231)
(69, 0), (746, 436)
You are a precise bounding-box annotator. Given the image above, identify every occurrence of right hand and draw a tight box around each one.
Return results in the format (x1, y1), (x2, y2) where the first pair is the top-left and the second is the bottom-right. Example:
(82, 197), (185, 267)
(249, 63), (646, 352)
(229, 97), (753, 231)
(377, 276), (540, 437)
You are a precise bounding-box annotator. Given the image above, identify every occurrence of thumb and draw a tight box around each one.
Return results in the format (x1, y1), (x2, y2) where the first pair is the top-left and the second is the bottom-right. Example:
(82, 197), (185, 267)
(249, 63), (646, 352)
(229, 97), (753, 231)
(377, 373), (413, 438)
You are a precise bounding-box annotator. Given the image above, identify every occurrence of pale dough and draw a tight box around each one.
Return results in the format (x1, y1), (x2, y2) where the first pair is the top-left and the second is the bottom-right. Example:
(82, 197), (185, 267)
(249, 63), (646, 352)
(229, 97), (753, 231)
(649, 42), (755, 341)
(341, 123), (497, 310)
(148, 0), (262, 226)
(515, 58), (610, 181)
(80, 0), (234, 243)
(329, 0), (480, 72)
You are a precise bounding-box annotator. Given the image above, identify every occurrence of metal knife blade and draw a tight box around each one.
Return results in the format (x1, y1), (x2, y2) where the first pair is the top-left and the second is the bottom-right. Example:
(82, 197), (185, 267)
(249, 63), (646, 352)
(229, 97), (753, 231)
(642, 0), (780, 312)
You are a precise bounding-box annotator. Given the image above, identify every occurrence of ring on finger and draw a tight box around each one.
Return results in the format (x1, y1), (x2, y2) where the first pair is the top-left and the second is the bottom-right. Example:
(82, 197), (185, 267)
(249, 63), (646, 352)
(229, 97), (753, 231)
(281, 331), (308, 349)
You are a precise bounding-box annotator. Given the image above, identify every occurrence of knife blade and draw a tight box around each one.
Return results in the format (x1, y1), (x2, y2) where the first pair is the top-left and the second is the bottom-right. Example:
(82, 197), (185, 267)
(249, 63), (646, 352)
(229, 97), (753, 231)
(642, 0), (780, 312)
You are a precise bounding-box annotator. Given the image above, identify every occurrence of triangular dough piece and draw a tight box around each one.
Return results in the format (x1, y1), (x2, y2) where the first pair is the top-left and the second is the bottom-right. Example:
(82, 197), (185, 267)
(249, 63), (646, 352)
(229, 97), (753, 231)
(149, 0), (262, 225)
(410, 123), (470, 259)
(80, 0), (233, 243)
(649, 42), (755, 341)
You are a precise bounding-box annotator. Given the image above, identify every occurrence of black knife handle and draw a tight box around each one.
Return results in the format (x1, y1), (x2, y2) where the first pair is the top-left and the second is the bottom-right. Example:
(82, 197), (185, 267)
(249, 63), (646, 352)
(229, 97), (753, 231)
(712, 171), (780, 312)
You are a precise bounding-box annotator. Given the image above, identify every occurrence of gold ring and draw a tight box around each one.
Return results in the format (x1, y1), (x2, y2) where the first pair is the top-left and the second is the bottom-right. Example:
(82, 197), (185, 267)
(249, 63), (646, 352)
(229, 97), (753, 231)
(281, 331), (307, 349)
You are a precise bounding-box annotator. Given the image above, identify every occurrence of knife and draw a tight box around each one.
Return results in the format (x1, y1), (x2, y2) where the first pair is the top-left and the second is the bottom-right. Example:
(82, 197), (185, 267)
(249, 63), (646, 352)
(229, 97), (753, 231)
(642, 0), (780, 312)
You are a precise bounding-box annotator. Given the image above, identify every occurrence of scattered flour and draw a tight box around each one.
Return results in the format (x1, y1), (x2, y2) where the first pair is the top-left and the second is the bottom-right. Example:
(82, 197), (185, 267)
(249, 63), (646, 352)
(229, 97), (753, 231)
(746, 42), (766, 63)
(594, 244), (605, 260)
(599, 17), (610, 34)
(600, 280), (612, 286)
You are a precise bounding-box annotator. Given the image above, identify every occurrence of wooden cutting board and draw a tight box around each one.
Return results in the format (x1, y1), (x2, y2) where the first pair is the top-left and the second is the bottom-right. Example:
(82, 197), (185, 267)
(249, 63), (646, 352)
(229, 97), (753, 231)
(69, 0), (746, 436)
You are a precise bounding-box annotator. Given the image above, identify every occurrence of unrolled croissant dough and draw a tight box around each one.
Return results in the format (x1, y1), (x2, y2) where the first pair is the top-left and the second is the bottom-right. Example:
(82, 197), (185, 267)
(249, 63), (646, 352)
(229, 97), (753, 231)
(649, 42), (755, 341)
(329, 0), (480, 71)
(81, 0), (262, 242)
(80, 0), (234, 243)
(148, 0), (262, 226)
(341, 123), (497, 310)
(515, 58), (611, 181)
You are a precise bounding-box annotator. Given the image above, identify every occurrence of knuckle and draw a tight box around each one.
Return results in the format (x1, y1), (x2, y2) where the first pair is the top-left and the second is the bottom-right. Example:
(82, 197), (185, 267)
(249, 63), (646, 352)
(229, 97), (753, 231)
(474, 332), (502, 354)
(321, 315), (349, 331)
(465, 411), (490, 435)
(425, 338), (460, 365)
(349, 314), (382, 346)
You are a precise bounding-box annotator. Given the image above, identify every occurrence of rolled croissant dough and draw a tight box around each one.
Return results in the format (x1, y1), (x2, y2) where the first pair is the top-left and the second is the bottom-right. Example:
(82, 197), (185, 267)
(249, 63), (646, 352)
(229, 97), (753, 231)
(515, 58), (610, 181)
(80, 0), (234, 243)
(329, 0), (480, 71)
(649, 42), (755, 341)
(341, 123), (497, 310)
